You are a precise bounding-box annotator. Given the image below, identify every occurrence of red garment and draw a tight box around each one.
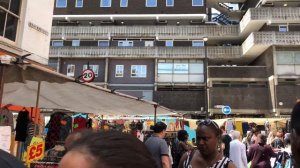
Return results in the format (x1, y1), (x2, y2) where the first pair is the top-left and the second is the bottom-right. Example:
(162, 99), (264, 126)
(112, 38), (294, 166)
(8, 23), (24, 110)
(248, 144), (276, 168)
(73, 117), (87, 132)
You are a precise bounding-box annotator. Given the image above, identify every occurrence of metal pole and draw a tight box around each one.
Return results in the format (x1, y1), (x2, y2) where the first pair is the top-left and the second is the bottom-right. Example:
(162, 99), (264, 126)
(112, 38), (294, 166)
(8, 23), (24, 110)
(34, 81), (41, 135)
(204, 41), (208, 119)
(154, 104), (158, 124)
(0, 65), (5, 107)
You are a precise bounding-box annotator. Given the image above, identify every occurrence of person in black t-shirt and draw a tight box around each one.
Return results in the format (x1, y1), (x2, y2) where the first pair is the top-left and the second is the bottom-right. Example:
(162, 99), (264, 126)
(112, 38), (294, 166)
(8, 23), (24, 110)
(220, 126), (232, 158)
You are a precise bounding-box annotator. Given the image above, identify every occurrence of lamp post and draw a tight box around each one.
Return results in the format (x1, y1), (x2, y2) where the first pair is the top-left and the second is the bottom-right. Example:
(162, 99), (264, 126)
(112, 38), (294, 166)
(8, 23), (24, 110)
(203, 37), (208, 119)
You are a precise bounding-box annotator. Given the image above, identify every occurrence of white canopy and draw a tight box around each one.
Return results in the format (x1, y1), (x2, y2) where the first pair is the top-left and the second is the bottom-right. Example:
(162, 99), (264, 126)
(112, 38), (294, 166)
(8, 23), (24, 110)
(2, 64), (174, 116)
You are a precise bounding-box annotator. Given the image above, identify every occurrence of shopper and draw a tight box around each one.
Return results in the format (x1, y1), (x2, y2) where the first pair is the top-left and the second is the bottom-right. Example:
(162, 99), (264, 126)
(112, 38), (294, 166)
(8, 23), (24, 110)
(229, 131), (247, 168)
(291, 101), (300, 167)
(247, 134), (276, 168)
(145, 121), (171, 168)
(59, 131), (156, 168)
(174, 130), (192, 167)
(179, 119), (236, 168)
(220, 125), (232, 158)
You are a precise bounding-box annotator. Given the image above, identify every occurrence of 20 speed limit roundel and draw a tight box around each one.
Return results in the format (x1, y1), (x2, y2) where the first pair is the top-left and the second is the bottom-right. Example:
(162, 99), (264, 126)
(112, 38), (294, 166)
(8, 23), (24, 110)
(81, 69), (95, 83)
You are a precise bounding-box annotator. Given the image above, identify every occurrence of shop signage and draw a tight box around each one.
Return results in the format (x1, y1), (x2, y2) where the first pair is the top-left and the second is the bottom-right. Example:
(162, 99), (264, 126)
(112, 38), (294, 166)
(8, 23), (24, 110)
(81, 69), (95, 83)
(28, 22), (49, 36)
(222, 106), (231, 115)
(26, 141), (45, 164)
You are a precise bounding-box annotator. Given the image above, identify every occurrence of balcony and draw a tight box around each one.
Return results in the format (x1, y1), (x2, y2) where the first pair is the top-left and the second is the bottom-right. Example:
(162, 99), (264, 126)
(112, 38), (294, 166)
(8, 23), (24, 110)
(208, 66), (268, 79)
(240, 7), (300, 36)
(242, 31), (300, 57)
(49, 46), (242, 59)
(51, 25), (239, 40)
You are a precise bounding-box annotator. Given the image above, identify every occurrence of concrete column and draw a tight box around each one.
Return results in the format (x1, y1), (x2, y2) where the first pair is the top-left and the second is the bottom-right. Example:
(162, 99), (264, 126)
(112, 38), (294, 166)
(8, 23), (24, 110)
(154, 58), (158, 91)
(104, 57), (109, 89)
(57, 57), (61, 73)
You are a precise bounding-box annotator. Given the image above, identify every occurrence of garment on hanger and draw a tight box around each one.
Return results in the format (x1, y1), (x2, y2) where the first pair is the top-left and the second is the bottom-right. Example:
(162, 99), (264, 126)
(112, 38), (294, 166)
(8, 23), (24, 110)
(15, 110), (29, 142)
(59, 114), (72, 141)
(73, 115), (87, 132)
(0, 108), (14, 131)
(45, 112), (64, 150)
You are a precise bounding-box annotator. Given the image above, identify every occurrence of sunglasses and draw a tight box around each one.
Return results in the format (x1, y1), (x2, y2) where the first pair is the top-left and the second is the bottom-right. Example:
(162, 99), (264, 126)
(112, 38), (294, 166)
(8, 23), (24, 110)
(197, 119), (219, 130)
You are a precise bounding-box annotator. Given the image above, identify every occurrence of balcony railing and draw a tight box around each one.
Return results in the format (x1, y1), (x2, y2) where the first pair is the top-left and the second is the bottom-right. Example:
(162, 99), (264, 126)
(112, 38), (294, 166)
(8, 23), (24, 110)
(250, 7), (300, 21)
(49, 46), (242, 59)
(208, 66), (268, 78)
(51, 25), (239, 39)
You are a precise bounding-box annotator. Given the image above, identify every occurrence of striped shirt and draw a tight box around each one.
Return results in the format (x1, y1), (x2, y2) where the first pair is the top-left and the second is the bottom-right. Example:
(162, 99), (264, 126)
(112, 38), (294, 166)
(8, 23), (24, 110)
(183, 151), (231, 168)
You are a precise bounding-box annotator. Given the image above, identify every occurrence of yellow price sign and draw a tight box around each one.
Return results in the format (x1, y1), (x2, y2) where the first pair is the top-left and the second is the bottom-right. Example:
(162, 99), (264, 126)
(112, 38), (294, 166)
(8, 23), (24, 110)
(26, 141), (45, 164)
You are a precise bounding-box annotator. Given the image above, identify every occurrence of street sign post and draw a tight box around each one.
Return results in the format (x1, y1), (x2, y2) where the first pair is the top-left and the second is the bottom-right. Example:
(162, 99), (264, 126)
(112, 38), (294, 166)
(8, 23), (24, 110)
(222, 106), (231, 115)
(81, 69), (95, 83)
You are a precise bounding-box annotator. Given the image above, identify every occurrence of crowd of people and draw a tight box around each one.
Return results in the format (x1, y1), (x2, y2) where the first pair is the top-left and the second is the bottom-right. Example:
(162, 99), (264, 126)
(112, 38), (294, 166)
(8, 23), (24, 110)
(1, 101), (300, 168)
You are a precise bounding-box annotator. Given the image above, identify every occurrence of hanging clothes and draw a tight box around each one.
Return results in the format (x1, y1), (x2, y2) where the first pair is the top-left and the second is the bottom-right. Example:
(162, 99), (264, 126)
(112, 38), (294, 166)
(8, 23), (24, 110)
(59, 114), (72, 141)
(73, 116), (87, 132)
(226, 120), (234, 133)
(242, 122), (250, 136)
(15, 110), (29, 142)
(235, 121), (243, 136)
(0, 108), (14, 131)
(45, 112), (64, 150)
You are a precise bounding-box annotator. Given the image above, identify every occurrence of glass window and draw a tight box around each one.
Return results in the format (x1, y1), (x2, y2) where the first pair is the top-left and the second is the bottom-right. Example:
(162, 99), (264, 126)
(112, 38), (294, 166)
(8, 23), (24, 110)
(131, 65), (147, 78)
(72, 40), (80, 47)
(295, 53), (300, 64)
(100, 0), (111, 7)
(118, 41), (133, 47)
(173, 63), (188, 74)
(165, 40), (173, 47)
(166, 0), (174, 6)
(52, 40), (64, 47)
(56, 0), (67, 8)
(146, 0), (157, 7)
(192, 0), (203, 6)
(276, 54), (294, 65)
(83, 65), (99, 77)
(192, 40), (204, 47)
(279, 25), (288, 32)
(67, 64), (75, 77)
(115, 65), (124, 77)
(189, 63), (203, 73)
(158, 63), (173, 74)
(76, 0), (83, 7)
(98, 40), (110, 47)
(120, 0), (128, 7)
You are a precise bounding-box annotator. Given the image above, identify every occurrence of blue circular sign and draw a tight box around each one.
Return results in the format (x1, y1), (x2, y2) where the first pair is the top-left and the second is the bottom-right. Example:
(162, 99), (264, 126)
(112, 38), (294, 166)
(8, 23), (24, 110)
(222, 106), (231, 115)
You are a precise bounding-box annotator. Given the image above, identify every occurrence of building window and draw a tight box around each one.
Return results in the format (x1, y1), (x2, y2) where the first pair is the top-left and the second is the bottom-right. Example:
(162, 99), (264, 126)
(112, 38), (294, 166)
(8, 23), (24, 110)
(192, 0), (203, 6)
(279, 25), (288, 32)
(115, 65), (124, 77)
(131, 65), (147, 78)
(100, 0), (112, 7)
(72, 40), (80, 47)
(192, 40), (204, 47)
(120, 0), (128, 7)
(165, 40), (173, 47)
(166, 0), (174, 7)
(56, 0), (67, 8)
(0, 0), (21, 41)
(118, 41), (133, 47)
(83, 65), (99, 77)
(145, 41), (154, 47)
(174, 63), (189, 74)
(146, 0), (157, 7)
(52, 40), (64, 47)
(75, 0), (83, 7)
(98, 40), (110, 47)
(67, 64), (75, 77)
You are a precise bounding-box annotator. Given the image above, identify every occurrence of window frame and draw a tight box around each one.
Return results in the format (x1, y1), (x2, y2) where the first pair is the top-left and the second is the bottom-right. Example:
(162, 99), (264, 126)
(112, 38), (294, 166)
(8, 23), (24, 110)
(120, 0), (128, 7)
(131, 65), (147, 78)
(98, 40), (110, 47)
(100, 0), (112, 7)
(192, 40), (204, 47)
(52, 40), (64, 47)
(56, 0), (67, 8)
(83, 65), (99, 77)
(72, 40), (80, 47)
(166, 0), (174, 7)
(279, 25), (289, 32)
(67, 64), (75, 77)
(75, 0), (83, 7)
(165, 40), (174, 47)
(192, 0), (203, 6)
(146, 0), (157, 7)
(118, 40), (134, 47)
(115, 65), (124, 77)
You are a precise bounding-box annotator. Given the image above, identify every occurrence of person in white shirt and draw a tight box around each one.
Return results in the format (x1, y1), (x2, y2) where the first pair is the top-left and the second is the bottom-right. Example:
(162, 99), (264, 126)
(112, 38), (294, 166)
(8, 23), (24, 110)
(229, 130), (247, 168)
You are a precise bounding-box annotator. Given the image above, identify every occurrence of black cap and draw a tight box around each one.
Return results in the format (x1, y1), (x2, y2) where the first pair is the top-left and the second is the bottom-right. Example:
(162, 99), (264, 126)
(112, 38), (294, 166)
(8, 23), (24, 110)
(150, 122), (167, 133)
(291, 102), (300, 134)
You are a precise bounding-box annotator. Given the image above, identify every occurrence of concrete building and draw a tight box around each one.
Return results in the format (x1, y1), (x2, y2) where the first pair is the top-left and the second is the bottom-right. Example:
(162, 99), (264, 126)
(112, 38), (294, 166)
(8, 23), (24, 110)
(49, 0), (300, 118)
(0, 0), (54, 64)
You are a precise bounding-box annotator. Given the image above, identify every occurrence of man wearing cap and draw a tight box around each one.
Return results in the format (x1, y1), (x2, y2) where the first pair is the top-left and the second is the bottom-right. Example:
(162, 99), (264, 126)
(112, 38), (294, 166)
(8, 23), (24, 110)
(145, 122), (170, 168)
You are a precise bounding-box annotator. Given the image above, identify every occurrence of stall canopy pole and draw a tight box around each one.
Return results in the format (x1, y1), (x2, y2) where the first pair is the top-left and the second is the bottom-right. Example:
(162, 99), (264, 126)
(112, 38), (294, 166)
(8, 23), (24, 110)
(34, 81), (41, 135)
(0, 65), (5, 107)
(154, 104), (158, 124)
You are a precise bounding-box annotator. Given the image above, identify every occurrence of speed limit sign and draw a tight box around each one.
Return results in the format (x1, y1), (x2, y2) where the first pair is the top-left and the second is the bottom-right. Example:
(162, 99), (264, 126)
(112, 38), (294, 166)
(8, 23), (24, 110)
(81, 69), (95, 83)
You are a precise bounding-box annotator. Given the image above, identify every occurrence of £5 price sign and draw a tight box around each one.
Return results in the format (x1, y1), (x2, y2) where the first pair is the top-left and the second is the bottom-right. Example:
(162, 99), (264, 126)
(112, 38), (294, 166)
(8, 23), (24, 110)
(26, 141), (45, 163)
